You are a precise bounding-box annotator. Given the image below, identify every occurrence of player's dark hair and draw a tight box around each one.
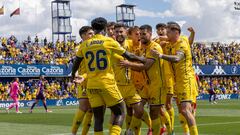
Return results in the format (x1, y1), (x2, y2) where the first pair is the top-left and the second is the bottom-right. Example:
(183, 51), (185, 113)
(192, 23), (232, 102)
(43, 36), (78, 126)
(79, 26), (92, 38)
(107, 22), (116, 27)
(91, 17), (108, 31)
(128, 26), (139, 35)
(14, 77), (18, 81)
(167, 21), (181, 34)
(140, 24), (152, 33)
(114, 23), (126, 29)
(156, 23), (167, 29)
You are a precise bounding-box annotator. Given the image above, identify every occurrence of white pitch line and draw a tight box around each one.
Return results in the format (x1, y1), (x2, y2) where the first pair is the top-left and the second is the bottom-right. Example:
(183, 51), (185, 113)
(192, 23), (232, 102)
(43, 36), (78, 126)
(49, 121), (240, 135)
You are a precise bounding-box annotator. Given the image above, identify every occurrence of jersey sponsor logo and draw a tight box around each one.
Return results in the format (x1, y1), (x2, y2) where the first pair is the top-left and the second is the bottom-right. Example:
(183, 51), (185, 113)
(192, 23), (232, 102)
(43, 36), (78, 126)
(211, 66), (226, 75)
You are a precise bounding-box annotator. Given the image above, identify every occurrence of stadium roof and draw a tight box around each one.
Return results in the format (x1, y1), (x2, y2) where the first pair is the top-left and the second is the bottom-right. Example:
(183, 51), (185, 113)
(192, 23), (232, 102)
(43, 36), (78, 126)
(117, 4), (136, 7)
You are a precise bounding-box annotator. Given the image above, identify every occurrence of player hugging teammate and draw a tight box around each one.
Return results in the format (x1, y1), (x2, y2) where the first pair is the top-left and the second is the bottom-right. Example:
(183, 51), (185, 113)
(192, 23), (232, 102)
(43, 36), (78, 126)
(71, 17), (199, 135)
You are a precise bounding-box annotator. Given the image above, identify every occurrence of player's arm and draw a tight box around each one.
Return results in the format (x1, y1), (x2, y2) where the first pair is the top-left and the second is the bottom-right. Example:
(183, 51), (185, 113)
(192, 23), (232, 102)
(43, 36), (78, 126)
(122, 51), (146, 63)
(151, 49), (185, 63)
(120, 58), (155, 71)
(71, 56), (84, 78)
(187, 27), (195, 46)
(158, 36), (168, 41)
(110, 40), (146, 63)
(73, 74), (85, 84)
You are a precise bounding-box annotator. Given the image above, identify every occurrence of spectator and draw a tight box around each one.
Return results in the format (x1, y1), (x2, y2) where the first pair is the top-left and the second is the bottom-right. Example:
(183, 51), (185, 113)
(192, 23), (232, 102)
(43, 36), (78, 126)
(27, 36), (31, 44)
(0, 78), (77, 101)
(199, 77), (240, 94)
(0, 36), (77, 65)
(192, 42), (240, 65)
(35, 36), (39, 44)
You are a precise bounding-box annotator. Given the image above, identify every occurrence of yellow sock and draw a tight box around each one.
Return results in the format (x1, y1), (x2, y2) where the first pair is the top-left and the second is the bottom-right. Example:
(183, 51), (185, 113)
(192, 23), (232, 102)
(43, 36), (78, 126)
(71, 109), (86, 134)
(179, 113), (189, 134)
(94, 131), (103, 135)
(190, 125), (198, 135)
(81, 111), (93, 135)
(141, 109), (152, 129)
(125, 114), (132, 130)
(162, 110), (172, 134)
(129, 116), (142, 135)
(152, 118), (161, 135)
(167, 107), (175, 130)
(110, 125), (122, 135)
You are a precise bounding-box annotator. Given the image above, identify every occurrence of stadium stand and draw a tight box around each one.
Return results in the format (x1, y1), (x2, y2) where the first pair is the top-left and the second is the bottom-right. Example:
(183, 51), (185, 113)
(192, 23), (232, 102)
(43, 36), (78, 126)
(0, 36), (76, 65)
(0, 35), (239, 100)
(0, 78), (76, 101)
(192, 42), (240, 65)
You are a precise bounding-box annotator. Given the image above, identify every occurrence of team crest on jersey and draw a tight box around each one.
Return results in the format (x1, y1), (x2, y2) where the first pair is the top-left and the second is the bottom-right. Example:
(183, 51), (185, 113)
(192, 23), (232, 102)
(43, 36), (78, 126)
(182, 92), (187, 96)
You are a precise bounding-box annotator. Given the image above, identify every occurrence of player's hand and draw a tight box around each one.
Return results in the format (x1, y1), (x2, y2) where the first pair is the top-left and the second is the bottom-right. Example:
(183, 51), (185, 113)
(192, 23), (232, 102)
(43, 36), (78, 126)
(158, 36), (168, 41)
(187, 27), (195, 33)
(119, 60), (130, 68)
(151, 49), (161, 58)
(159, 41), (167, 48)
(73, 75), (85, 84)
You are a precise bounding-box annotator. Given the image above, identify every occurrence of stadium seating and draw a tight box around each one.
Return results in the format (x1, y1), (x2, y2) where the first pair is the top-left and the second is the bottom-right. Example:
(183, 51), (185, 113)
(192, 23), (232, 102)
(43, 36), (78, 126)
(0, 36), (76, 65)
(0, 79), (76, 101)
(192, 42), (240, 65)
(0, 36), (239, 100)
(199, 76), (240, 94)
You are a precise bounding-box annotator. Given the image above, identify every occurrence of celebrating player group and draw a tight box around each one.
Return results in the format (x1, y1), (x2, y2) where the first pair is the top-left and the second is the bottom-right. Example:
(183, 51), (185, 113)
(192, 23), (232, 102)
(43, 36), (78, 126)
(71, 17), (199, 135)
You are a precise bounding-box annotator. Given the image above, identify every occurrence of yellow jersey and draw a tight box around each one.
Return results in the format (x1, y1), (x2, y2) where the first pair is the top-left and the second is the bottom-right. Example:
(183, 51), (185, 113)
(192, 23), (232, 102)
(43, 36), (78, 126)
(75, 44), (87, 89)
(112, 40), (132, 85)
(76, 34), (126, 89)
(180, 35), (199, 96)
(155, 38), (175, 89)
(129, 40), (150, 86)
(145, 41), (164, 89)
(169, 38), (194, 85)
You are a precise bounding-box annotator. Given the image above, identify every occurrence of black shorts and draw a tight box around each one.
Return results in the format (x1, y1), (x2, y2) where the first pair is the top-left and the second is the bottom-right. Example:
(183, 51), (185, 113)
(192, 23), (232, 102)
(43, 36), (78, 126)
(36, 93), (45, 100)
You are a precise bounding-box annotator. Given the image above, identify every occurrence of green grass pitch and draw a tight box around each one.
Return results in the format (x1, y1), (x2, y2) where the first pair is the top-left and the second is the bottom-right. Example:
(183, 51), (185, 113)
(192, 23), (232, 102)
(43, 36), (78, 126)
(0, 100), (240, 135)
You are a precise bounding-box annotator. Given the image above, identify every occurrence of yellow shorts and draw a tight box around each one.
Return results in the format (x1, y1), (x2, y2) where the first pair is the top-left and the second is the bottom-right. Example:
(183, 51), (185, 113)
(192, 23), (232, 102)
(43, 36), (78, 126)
(86, 85), (123, 108)
(148, 87), (166, 105)
(117, 84), (141, 107)
(192, 95), (197, 104)
(175, 82), (193, 102)
(192, 78), (199, 103)
(77, 85), (88, 99)
(135, 83), (149, 100)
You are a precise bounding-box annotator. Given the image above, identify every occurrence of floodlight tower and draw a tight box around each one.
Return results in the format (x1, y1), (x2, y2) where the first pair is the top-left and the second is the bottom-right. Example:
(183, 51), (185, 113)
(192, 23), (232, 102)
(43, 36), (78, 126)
(51, 0), (72, 43)
(116, 4), (136, 27)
